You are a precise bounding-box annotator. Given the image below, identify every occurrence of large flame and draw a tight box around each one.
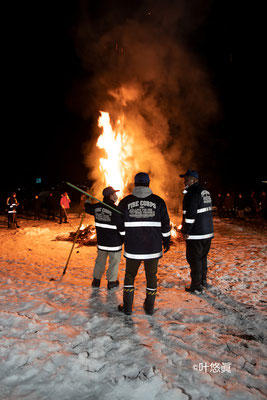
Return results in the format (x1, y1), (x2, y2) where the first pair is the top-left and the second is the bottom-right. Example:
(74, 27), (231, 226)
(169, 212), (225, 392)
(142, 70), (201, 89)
(96, 111), (132, 198)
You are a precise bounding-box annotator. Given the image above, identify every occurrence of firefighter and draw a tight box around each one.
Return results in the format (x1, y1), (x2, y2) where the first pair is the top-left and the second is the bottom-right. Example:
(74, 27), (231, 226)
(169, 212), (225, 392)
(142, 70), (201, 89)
(117, 172), (171, 316)
(85, 186), (124, 289)
(179, 169), (214, 293)
(6, 192), (19, 228)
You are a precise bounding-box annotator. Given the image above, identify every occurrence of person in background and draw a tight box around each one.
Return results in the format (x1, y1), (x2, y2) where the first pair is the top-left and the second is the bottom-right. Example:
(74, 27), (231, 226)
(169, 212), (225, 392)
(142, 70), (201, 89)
(47, 192), (57, 220)
(179, 169), (214, 293)
(33, 194), (41, 220)
(250, 191), (258, 217)
(224, 192), (235, 218)
(79, 193), (87, 217)
(236, 193), (245, 218)
(216, 193), (224, 218)
(259, 191), (267, 220)
(85, 186), (124, 289)
(60, 192), (71, 224)
(117, 172), (171, 316)
(6, 192), (19, 228)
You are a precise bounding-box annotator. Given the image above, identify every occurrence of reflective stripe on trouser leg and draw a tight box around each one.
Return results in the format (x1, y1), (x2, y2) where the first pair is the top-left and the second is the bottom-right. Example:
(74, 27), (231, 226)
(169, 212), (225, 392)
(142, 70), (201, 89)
(144, 287), (157, 312)
(123, 285), (134, 314)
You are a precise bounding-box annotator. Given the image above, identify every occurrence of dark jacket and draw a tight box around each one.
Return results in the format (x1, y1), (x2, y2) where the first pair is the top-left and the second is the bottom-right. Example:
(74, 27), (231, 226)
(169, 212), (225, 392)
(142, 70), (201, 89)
(47, 195), (57, 210)
(85, 198), (124, 251)
(33, 198), (41, 211)
(181, 182), (214, 240)
(118, 186), (171, 260)
(7, 196), (19, 214)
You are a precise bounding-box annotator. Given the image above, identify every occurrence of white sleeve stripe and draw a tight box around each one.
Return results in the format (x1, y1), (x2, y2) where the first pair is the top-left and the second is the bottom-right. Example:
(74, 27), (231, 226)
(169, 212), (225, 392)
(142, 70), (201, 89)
(187, 233), (214, 240)
(185, 218), (195, 223)
(162, 231), (171, 237)
(197, 207), (212, 213)
(95, 223), (117, 230)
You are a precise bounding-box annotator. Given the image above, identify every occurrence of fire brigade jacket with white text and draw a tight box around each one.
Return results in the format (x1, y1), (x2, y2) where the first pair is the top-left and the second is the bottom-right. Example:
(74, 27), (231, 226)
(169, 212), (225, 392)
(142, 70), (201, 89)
(118, 187), (171, 259)
(181, 182), (214, 240)
(85, 198), (124, 251)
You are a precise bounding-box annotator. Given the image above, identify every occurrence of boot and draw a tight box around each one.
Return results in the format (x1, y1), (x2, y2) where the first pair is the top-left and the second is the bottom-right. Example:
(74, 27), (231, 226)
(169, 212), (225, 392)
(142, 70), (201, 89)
(118, 286), (134, 315)
(144, 289), (156, 315)
(107, 280), (119, 290)
(92, 278), (101, 288)
(185, 285), (203, 293)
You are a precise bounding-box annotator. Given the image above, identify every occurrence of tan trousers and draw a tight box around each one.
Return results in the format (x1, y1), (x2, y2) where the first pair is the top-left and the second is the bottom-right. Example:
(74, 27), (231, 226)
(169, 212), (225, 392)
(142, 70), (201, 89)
(93, 249), (121, 281)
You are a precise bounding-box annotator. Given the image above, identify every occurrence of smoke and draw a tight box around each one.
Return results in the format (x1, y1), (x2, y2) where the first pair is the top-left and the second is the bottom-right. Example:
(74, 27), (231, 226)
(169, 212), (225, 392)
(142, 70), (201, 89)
(71, 0), (219, 209)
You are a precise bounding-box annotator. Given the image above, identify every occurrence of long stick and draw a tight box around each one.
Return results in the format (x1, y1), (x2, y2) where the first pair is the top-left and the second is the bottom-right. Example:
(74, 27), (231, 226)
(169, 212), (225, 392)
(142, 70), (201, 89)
(62, 213), (86, 276)
(66, 181), (123, 215)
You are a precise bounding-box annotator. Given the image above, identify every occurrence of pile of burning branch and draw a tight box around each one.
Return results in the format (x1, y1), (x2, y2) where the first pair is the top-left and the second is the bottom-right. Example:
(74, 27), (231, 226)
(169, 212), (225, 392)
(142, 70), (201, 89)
(56, 224), (97, 246)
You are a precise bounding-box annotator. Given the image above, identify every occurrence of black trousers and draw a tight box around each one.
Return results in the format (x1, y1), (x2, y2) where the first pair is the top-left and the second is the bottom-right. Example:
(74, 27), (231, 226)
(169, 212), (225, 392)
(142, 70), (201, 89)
(186, 239), (212, 288)
(60, 207), (68, 223)
(124, 258), (159, 289)
(8, 212), (17, 228)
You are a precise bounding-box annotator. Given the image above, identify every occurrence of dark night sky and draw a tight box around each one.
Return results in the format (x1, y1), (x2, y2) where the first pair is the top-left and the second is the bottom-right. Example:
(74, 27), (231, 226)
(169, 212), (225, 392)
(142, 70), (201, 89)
(1, 1), (265, 195)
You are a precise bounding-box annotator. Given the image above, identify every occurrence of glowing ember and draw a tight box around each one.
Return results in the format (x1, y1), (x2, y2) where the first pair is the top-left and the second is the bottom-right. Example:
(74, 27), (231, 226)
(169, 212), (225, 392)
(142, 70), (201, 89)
(171, 226), (178, 239)
(97, 111), (132, 198)
(170, 222), (182, 241)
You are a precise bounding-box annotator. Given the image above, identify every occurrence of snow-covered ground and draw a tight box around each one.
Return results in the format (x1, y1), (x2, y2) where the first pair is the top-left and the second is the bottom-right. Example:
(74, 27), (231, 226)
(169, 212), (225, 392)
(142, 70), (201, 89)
(0, 214), (266, 400)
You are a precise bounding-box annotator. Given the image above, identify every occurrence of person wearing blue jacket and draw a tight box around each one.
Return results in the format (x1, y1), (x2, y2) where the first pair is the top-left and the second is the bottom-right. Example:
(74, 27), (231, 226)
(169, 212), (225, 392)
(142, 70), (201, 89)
(180, 170), (214, 293)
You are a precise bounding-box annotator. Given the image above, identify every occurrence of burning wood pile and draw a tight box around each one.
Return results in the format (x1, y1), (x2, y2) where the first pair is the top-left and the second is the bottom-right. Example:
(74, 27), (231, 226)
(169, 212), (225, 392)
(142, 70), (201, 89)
(56, 224), (97, 246)
(56, 221), (182, 246)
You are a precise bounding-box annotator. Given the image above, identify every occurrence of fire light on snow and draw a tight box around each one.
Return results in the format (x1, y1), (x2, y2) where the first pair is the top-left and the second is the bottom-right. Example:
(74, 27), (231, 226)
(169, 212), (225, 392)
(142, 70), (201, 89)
(96, 111), (133, 198)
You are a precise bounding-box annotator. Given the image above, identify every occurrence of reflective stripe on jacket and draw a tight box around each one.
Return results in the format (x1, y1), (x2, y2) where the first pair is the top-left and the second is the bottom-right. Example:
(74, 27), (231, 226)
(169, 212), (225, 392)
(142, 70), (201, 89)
(118, 188), (170, 259)
(85, 199), (124, 251)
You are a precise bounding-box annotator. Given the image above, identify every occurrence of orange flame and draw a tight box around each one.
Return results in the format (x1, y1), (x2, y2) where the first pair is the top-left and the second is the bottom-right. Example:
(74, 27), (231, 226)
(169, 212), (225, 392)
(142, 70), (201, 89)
(97, 111), (132, 198)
